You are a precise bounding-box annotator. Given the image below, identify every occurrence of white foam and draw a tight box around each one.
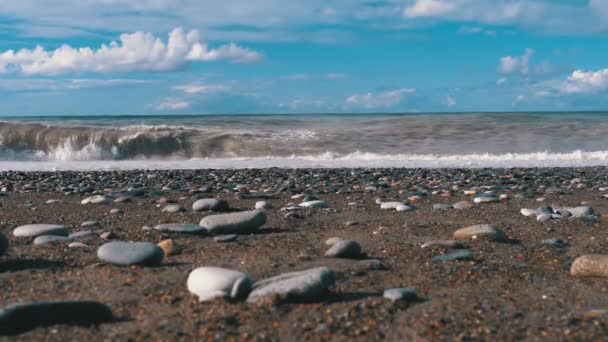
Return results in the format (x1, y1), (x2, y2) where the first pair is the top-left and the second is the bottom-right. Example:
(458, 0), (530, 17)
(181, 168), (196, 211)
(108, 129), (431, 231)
(1, 150), (608, 171)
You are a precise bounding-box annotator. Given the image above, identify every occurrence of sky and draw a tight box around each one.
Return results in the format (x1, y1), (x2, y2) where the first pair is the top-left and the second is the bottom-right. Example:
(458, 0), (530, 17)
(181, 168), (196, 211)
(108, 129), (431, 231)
(0, 0), (607, 115)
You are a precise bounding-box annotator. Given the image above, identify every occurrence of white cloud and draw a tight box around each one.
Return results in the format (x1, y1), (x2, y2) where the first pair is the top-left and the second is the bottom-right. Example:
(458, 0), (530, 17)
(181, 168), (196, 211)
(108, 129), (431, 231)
(446, 95), (456, 107)
(498, 48), (534, 75)
(283, 73), (347, 81)
(157, 99), (190, 111)
(496, 77), (508, 86)
(173, 84), (231, 94)
(559, 68), (608, 94)
(404, 0), (456, 18)
(0, 78), (153, 91)
(345, 88), (416, 109)
(0, 27), (261, 76)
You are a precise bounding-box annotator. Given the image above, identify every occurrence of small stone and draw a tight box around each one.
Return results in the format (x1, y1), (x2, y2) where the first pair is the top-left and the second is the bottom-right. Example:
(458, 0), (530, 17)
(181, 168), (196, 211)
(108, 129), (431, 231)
(247, 267), (335, 304)
(45, 199), (62, 204)
(568, 206), (594, 218)
(255, 201), (272, 210)
(81, 221), (101, 228)
(395, 204), (414, 212)
(452, 201), (472, 210)
(81, 195), (111, 205)
(100, 231), (117, 240)
(68, 242), (89, 248)
(520, 208), (538, 217)
(109, 208), (122, 214)
(157, 239), (180, 256)
(537, 214), (553, 223)
(324, 240), (362, 259)
(571, 255), (608, 278)
(162, 204), (185, 213)
(214, 234), (238, 242)
(542, 238), (566, 248)
(453, 224), (509, 242)
(473, 195), (499, 204)
(33, 235), (70, 245)
(344, 221), (359, 227)
(0, 301), (113, 335)
(154, 223), (207, 235)
(97, 241), (164, 266)
(192, 198), (229, 212)
(432, 250), (474, 263)
(433, 204), (452, 210)
(325, 237), (344, 246)
(380, 202), (406, 210)
(114, 197), (132, 203)
(200, 210), (266, 235)
(187, 267), (252, 302)
(13, 224), (69, 238)
(68, 230), (95, 239)
(299, 200), (328, 208)
(383, 288), (417, 302)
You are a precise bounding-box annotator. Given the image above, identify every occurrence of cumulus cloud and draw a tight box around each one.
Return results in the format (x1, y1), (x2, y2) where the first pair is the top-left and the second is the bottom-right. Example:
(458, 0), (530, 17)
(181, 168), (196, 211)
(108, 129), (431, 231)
(0, 27), (261, 76)
(498, 48), (534, 75)
(404, 0), (456, 18)
(345, 88), (416, 109)
(559, 69), (608, 94)
(156, 99), (190, 111)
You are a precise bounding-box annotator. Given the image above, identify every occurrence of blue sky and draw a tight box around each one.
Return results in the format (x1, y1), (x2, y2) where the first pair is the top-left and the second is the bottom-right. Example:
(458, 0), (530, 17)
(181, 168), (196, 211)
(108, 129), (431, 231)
(0, 0), (607, 115)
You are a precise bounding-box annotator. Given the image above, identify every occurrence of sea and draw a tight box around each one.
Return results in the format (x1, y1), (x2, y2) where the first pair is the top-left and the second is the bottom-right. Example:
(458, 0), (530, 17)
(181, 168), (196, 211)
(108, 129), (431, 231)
(0, 112), (607, 170)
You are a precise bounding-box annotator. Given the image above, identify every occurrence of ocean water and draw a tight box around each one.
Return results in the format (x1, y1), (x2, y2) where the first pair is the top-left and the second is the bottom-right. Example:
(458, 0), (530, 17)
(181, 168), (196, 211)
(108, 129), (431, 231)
(0, 112), (607, 170)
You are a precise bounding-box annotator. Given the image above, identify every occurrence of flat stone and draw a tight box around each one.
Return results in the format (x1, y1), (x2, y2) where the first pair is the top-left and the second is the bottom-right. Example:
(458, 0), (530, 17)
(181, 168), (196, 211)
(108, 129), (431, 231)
(247, 267), (335, 304)
(153, 223), (207, 235)
(109, 208), (122, 214)
(383, 288), (418, 302)
(114, 197), (132, 203)
(542, 238), (566, 248)
(452, 201), (473, 210)
(299, 200), (328, 208)
(68, 231), (95, 239)
(97, 241), (164, 266)
(432, 250), (474, 263)
(200, 210), (266, 235)
(453, 224), (509, 242)
(81, 195), (111, 205)
(33, 235), (71, 245)
(0, 301), (113, 336)
(13, 224), (68, 238)
(571, 254), (608, 277)
(520, 208), (538, 217)
(161, 204), (185, 213)
(380, 202), (406, 210)
(324, 240), (362, 259)
(213, 234), (238, 242)
(395, 204), (414, 212)
(187, 267), (252, 302)
(325, 237), (344, 246)
(421, 240), (466, 249)
(68, 242), (89, 248)
(81, 221), (101, 228)
(192, 198), (229, 212)
(537, 214), (553, 223)
(567, 206), (594, 218)
(473, 196), (499, 204)
(255, 201), (272, 210)
(45, 199), (62, 204)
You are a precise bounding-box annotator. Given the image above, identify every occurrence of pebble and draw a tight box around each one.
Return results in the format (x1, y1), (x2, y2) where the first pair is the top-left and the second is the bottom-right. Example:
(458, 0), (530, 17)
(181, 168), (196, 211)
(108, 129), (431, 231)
(157, 239), (180, 256)
(395, 204), (415, 212)
(213, 234), (238, 242)
(109, 208), (122, 214)
(100, 231), (117, 240)
(81, 195), (111, 205)
(324, 240), (362, 259)
(433, 204), (453, 210)
(255, 201), (272, 210)
(187, 267), (253, 302)
(68, 242), (89, 248)
(97, 241), (164, 266)
(383, 288), (418, 302)
(45, 199), (62, 204)
(33, 235), (71, 245)
(537, 214), (553, 223)
(114, 196), (132, 203)
(68, 230), (95, 239)
(432, 249), (474, 263)
(520, 208), (538, 217)
(541, 238), (566, 248)
(81, 221), (101, 228)
(380, 202), (406, 210)
(162, 204), (185, 213)
(154, 223), (207, 235)
(247, 267), (335, 304)
(13, 224), (69, 238)
(453, 224), (509, 242)
(192, 198), (229, 212)
(473, 195), (499, 204)
(299, 200), (328, 208)
(200, 210), (266, 235)
(452, 201), (473, 210)
(571, 255), (608, 278)
(325, 237), (344, 246)
(0, 301), (113, 335)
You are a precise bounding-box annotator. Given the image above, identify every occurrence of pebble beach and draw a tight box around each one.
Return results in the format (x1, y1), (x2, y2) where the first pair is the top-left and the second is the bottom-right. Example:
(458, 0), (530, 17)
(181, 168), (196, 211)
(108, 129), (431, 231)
(1, 167), (608, 340)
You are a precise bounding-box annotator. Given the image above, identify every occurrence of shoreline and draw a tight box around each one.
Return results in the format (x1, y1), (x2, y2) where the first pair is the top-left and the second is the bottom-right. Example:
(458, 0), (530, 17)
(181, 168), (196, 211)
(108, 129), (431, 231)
(1, 167), (608, 340)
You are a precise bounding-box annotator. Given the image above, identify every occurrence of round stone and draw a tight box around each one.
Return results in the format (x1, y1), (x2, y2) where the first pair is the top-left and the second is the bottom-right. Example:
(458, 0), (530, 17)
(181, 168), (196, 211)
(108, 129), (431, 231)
(324, 240), (362, 259)
(383, 288), (417, 302)
(97, 241), (164, 266)
(187, 267), (252, 302)
(453, 224), (508, 242)
(255, 201), (272, 210)
(453, 201), (473, 210)
(33, 235), (71, 245)
(13, 224), (69, 238)
(68, 242), (89, 248)
(571, 255), (608, 278)
(299, 200), (328, 208)
(162, 204), (185, 213)
(192, 198), (229, 212)
(200, 210), (266, 235)
(153, 223), (207, 235)
(81, 195), (111, 205)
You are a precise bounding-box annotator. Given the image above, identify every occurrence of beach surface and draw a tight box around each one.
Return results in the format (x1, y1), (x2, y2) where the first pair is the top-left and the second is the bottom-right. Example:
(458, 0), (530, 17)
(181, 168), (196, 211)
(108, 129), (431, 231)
(1, 167), (608, 340)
